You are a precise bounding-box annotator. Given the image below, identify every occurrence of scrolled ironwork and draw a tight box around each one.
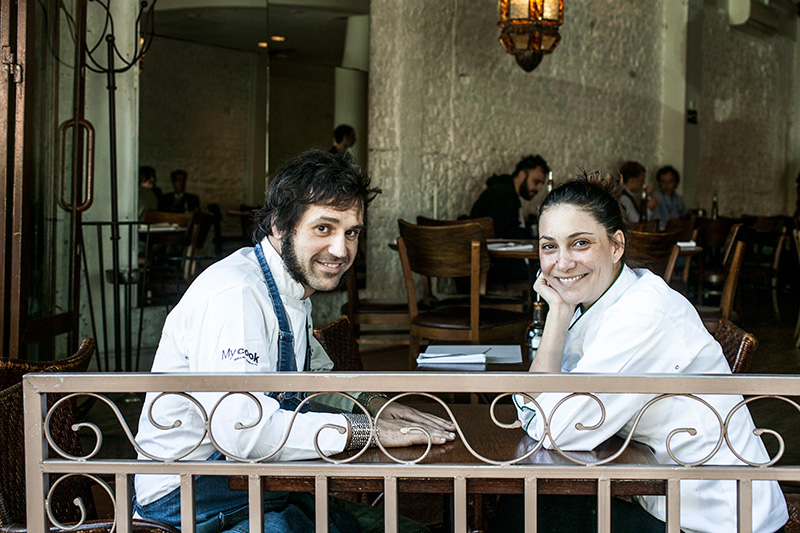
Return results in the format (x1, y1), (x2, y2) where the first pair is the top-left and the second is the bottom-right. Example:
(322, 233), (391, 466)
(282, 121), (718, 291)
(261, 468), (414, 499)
(45, 473), (115, 532)
(724, 395), (800, 467)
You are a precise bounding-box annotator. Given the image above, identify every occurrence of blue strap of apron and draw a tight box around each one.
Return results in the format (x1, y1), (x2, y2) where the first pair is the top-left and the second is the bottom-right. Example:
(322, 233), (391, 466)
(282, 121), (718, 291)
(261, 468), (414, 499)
(254, 242), (310, 410)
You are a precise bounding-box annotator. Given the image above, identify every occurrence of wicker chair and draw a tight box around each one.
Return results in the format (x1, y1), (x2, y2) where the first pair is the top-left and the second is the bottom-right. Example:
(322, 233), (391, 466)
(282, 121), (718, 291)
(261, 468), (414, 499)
(0, 339), (177, 532)
(313, 316), (364, 371)
(712, 318), (758, 374)
(0, 338), (95, 391)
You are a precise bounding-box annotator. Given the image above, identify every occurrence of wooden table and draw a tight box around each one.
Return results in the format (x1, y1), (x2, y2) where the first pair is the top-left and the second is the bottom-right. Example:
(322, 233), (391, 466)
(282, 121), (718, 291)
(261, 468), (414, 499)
(486, 239), (539, 260)
(228, 403), (663, 496)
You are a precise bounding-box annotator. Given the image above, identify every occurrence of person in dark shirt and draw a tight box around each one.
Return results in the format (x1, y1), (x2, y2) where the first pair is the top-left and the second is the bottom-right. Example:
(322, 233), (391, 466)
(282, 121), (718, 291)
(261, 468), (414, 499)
(159, 169), (200, 213)
(469, 154), (550, 289)
(470, 154), (549, 239)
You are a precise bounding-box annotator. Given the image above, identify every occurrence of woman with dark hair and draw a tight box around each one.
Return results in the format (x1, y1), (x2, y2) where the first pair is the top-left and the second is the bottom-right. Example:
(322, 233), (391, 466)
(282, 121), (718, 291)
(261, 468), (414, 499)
(502, 173), (787, 532)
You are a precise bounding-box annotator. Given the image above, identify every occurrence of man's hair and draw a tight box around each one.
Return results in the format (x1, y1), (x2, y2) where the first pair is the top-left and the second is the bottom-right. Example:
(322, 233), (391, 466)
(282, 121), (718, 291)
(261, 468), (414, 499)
(139, 165), (155, 184)
(656, 165), (680, 185)
(619, 161), (645, 184)
(170, 169), (188, 182)
(333, 124), (355, 143)
(252, 149), (381, 243)
(513, 154), (550, 176)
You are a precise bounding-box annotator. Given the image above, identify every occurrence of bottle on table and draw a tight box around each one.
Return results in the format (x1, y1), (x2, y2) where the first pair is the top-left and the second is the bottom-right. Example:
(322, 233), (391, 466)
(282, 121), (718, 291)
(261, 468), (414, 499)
(639, 190), (648, 221)
(546, 171), (554, 194)
(526, 295), (546, 358)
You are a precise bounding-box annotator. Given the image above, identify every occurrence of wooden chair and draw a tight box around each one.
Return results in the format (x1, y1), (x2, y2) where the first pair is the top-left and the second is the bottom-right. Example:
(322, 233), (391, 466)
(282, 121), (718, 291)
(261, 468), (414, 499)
(397, 220), (528, 369)
(0, 338), (95, 391)
(313, 316), (364, 371)
(629, 220), (658, 232)
(696, 225), (751, 333)
(625, 230), (680, 281)
(415, 216), (525, 312)
(664, 217), (699, 287)
(694, 216), (738, 302)
(738, 216), (787, 319)
(713, 318), (758, 374)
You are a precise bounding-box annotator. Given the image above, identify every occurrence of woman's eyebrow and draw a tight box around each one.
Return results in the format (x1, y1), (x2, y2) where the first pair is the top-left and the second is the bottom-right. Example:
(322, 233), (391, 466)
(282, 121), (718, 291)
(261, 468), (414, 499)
(539, 231), (594, 241)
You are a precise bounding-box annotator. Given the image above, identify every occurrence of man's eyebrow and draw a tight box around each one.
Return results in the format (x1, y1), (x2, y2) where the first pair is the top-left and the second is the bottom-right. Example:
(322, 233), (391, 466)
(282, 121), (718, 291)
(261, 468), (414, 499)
(311, 216), (365, 230)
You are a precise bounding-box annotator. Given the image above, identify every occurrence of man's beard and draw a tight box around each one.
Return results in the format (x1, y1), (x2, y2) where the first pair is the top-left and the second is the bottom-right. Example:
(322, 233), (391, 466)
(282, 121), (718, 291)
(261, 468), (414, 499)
(281, 232), (349, 291)
(518, 180), (535, 201)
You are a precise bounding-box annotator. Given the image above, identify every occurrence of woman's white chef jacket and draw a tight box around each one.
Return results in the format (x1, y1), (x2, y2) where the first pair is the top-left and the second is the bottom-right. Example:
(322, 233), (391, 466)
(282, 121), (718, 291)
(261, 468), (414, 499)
(514, 266), (788, 533)
(135, 238), (349, 506)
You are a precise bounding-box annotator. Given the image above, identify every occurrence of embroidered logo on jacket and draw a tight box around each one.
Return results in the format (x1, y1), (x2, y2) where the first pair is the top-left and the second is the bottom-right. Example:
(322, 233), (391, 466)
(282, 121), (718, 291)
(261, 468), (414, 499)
(221, 347), (259, 365)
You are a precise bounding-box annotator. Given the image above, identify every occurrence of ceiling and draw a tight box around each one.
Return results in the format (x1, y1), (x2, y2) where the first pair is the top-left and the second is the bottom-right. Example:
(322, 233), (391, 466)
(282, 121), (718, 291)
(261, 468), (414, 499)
(151, 0), (369, 67)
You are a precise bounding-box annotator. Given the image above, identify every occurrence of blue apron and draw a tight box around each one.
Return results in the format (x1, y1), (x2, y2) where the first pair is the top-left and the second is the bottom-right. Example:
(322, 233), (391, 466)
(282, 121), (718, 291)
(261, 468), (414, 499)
(254, 242), (311, 412)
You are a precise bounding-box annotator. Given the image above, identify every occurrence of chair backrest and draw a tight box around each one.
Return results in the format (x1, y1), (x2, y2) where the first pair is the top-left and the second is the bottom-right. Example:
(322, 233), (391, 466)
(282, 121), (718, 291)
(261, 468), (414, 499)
(625, 230), (680, 281)
(719, 226), (752, 320)
(0, 338), (95, 391)
(0, 377), (96, 527)
(630, 220), (658, 232)
(397, 219), (486, 323)
(398, 219), (489, 279)
(713, 318), (758, 373)
(664, 216), (696, 241)
(313, 316), (363, 371)
(416, 215), (496, 239)
(695, 216), (737, 267)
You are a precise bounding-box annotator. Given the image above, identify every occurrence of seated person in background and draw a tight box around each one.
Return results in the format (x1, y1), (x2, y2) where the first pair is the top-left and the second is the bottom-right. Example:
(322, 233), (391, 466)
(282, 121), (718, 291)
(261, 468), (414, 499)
(618, 160), (657, 224)
(652, 165), (685, 230)
(494, 174), (787, 533)
(134, 149), (455, 532)
(470, 154), (550, 290)
(470, 154), (549, 239)
(159, 169), (200, 213)
(329, 123), (357, 162)
(138, 165), (162, 220)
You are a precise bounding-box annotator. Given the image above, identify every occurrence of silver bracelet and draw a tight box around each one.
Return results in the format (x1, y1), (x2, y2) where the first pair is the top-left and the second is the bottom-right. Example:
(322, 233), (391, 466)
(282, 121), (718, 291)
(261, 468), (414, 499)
(354, 392), (389, 413)
(343, 413), (379, 450)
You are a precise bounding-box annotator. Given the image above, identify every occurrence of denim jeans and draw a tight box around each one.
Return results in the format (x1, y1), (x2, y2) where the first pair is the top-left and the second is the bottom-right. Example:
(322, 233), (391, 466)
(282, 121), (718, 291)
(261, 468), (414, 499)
(132, 451), (361, 533)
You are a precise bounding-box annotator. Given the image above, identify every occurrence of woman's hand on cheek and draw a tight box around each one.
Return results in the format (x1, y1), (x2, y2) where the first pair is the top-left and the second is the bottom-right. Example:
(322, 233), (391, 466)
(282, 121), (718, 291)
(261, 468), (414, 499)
(534, 273), (575, 314)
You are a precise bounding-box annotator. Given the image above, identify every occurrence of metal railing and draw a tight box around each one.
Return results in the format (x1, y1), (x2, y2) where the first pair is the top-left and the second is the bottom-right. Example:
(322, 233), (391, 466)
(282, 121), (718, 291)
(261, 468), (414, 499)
(23, 372), (800, 533)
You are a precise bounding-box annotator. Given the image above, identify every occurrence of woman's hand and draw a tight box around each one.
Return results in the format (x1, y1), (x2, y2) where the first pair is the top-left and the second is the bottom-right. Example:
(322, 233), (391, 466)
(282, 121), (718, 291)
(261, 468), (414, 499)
(534, 271), (576, 318)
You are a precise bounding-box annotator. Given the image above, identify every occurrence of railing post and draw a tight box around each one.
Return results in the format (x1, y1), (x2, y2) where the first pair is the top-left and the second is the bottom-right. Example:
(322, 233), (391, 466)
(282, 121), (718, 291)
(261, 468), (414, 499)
(315, 475), (328, 533)
(180, 472), (196, 531)
(115, 473), (133, 533)
(597, 477), (611, 533)
(524, 476), (538, 533)
(454, 476), (468, 532)
(384, 476), (398, 533)
(738, 479), (753, 533)
(23, 380), (48, 531)
(248, 473), (264, 533)
(667, 478), (681, 533)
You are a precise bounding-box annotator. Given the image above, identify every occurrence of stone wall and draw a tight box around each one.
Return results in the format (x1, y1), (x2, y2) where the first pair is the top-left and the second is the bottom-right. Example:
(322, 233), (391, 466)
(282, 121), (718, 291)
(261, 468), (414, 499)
(367, 0), (666, 300)
(696, 3), (796, 217)
(139, 37), (260, 237)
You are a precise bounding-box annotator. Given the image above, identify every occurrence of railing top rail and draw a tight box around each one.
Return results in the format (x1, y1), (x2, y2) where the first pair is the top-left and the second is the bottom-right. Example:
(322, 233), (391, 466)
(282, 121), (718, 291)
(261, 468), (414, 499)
(22, 371), (800, 396)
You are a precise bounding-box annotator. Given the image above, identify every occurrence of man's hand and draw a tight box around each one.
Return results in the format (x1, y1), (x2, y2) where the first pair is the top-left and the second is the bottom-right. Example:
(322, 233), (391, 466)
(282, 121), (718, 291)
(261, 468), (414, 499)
(367, 397), (456, 447)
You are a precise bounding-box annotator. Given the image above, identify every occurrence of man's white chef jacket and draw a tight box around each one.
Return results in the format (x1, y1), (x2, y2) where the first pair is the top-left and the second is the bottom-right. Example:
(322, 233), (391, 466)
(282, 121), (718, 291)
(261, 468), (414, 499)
(514, 266), (788, 533)
(134, 237), (349, 505)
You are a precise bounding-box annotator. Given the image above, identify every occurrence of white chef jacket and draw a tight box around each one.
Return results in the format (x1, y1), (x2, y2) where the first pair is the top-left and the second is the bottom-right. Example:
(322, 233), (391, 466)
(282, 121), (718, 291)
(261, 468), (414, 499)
(134, 237), (348, 506)
(514, 266), (787, 533)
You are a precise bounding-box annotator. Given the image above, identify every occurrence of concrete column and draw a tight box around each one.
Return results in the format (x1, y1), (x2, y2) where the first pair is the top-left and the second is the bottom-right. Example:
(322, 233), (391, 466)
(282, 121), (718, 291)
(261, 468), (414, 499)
(335, 14), (369, 167)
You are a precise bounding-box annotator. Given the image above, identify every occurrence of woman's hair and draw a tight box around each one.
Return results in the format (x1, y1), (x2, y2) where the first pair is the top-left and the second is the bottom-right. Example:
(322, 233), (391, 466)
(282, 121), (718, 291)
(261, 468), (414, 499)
(252, 149), (381, 243)
(538, 169), (628, 255)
